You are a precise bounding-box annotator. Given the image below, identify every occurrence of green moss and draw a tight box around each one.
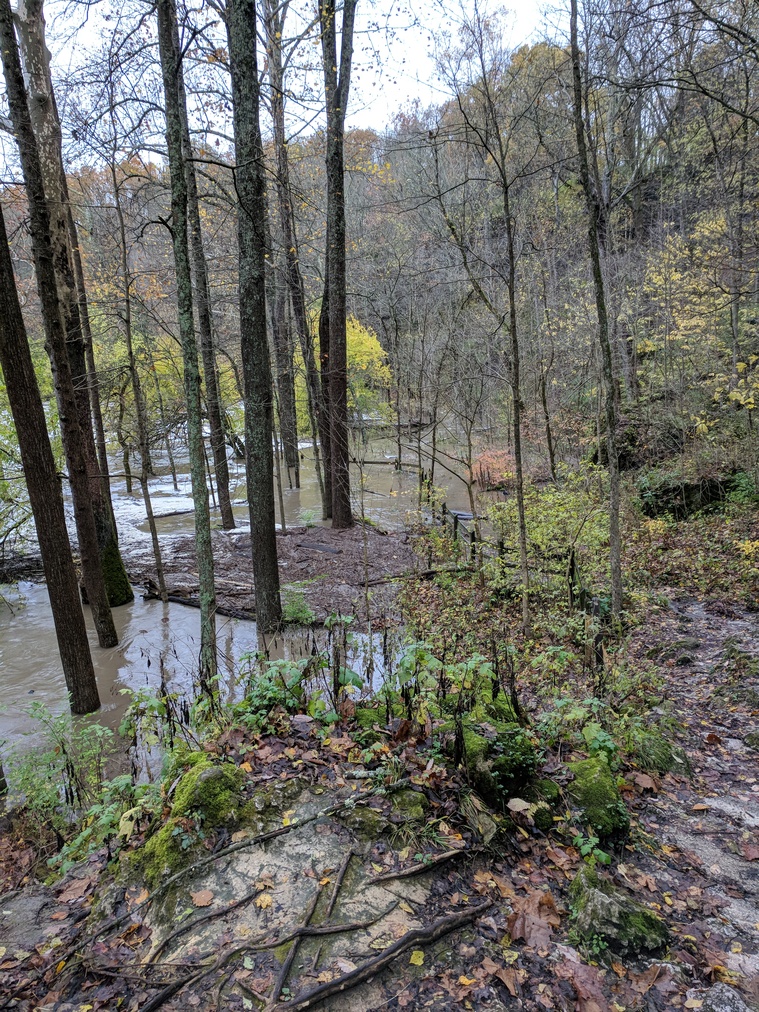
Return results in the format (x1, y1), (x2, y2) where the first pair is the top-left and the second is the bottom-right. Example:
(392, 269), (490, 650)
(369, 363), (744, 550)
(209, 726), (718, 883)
(341, 804), (388, 838)
(355, 707), (382, 730)
(445, 719), (538, 809)
(534, 779), (561, 805)
(139, 759), (243, 888)
(488, 694), (518, 723)
(532, 802), (554, 832)
(171, 761), (243, 823)
(568, 757), (630, 838)
(101, 536), (134, 607)
(390, 788), (427, 821)
(570, 865), (669, 955)
(744, 731), (759, 751)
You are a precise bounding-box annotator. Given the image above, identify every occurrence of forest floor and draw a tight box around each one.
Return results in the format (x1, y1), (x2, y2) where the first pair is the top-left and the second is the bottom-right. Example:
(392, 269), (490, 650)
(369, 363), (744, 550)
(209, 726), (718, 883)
(1, 583), (758, 1011)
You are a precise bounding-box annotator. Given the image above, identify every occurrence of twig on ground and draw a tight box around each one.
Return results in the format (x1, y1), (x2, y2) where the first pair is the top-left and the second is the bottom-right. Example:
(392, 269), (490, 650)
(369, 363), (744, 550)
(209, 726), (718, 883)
(370, 849), (467, 883)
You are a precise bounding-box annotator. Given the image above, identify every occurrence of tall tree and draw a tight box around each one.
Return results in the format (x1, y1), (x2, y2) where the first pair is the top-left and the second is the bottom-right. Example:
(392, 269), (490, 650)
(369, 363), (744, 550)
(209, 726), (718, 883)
(156, 0), (218, 679)
(0, 199), (100, 714)
(0, 0), (118, 648)
(226, 0), (282, 630)
(319, 0), (357, 529)
(571, 0), (623, 619)
(15, 0), (133, 608)
(262, 0), (327, 505)
(174, 26), (236, 530)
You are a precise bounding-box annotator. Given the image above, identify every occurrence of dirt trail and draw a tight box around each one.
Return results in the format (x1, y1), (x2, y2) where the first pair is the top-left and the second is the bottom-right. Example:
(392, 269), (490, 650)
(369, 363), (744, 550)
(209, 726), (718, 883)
(628, 595), (759, 985)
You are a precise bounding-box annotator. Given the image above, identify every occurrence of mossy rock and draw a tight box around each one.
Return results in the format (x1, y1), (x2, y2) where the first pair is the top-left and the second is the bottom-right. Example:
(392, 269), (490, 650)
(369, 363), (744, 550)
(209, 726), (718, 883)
(534, 779), (561, 805)
(140, 759), (243, 888)
(568, 757), (629, 838)
(744, 731), (759, 752)
(238, 778), (306, 834)
(569, 864), (669, 956)
(340, 803), (388, 838)
(171, 761), (243, 824)
(449, 719), (538, 809)
(389, 788), (427, 822)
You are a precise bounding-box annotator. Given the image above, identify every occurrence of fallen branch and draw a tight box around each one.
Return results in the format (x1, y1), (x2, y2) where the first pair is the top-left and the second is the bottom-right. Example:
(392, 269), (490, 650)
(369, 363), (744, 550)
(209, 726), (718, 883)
(370, 849), (468, 883)
(280, 899), (494, 1011)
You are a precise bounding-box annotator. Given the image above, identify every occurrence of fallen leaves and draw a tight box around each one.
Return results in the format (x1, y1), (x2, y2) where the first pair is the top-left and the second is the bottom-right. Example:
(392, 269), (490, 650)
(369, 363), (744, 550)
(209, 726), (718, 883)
(57, 874), (97, 904)
(255, 893), (273, 910)
(409, 950), (425, 966)
(190, 889), (214, 908)
(506, 888), (561, 950)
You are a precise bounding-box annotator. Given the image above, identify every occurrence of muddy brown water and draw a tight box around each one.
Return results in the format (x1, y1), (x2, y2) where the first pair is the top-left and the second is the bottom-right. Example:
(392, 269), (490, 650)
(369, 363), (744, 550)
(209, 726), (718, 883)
(0, 440), (473, 752)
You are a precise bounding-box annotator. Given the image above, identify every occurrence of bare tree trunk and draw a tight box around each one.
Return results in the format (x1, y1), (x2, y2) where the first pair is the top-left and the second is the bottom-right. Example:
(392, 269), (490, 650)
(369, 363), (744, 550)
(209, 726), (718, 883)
(0, 0), (118, 648)
(319, 0), (357, 529)
(571, 0), (623, 620)
(0, 199), (100, 714)
(263, 0), (326, 502)
(157, 0), (218, 680)
(110, 162), (168, 601)
(175, 56), (235, 530)
(226, 0), (282, 631)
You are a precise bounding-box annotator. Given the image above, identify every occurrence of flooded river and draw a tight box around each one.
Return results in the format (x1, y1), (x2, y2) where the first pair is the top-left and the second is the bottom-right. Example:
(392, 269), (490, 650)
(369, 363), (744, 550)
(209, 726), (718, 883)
(0, 439), (472, 750)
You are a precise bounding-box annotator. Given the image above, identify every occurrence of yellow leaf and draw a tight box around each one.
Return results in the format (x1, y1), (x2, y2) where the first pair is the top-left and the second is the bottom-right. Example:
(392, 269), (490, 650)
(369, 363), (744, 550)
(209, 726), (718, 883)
(255, 893), (273, 910)
(501, 948), (519, 965)
(371, 862), (383, 873)
(459, 975), (476, 986)
(409, 950), (425, 966)
(56, 959), (66, 974)
(240, 762), (253, 773)
(684, 1001), (703, 1009)
(399, 901), (415, 915)
(319, 877), (331, 886)
(282, 809), (297, 826)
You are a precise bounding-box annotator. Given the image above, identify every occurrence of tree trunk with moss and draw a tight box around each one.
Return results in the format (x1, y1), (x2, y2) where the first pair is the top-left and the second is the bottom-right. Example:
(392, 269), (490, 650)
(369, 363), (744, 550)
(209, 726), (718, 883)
(0, 0), (118, 648)
(157, 0), (218, 680)
(226, 0), (282, 631)
(0, 200), (100, 714)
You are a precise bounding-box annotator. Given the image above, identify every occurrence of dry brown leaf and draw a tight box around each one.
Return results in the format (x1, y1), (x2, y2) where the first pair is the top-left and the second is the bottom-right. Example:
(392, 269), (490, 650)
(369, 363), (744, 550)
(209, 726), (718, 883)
(58, 876), (96, 903)
(190, 889), (214, 908)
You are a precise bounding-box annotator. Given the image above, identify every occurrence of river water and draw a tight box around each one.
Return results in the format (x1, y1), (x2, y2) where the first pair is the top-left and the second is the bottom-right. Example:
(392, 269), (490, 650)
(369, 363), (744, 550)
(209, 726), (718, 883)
(0, 439), (472, 750)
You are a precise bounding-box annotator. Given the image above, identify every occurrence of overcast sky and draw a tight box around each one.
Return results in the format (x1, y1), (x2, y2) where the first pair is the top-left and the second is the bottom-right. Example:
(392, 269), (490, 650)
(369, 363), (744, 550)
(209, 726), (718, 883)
(346, 0), (547, 129)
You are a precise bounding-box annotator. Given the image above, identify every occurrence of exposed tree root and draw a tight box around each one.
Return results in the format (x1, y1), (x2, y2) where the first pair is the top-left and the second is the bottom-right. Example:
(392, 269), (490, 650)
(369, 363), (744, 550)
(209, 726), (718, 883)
(278, 898), (494, 1011)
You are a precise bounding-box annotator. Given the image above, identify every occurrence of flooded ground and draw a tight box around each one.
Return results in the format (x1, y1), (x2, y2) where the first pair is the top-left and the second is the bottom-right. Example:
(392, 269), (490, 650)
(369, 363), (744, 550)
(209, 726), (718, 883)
(1, 439), (458, 749)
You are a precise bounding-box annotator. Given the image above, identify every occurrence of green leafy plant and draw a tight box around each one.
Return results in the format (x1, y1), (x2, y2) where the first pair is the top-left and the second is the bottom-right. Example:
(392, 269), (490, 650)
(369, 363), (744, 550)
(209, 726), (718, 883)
(281, 587), (316, 626)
